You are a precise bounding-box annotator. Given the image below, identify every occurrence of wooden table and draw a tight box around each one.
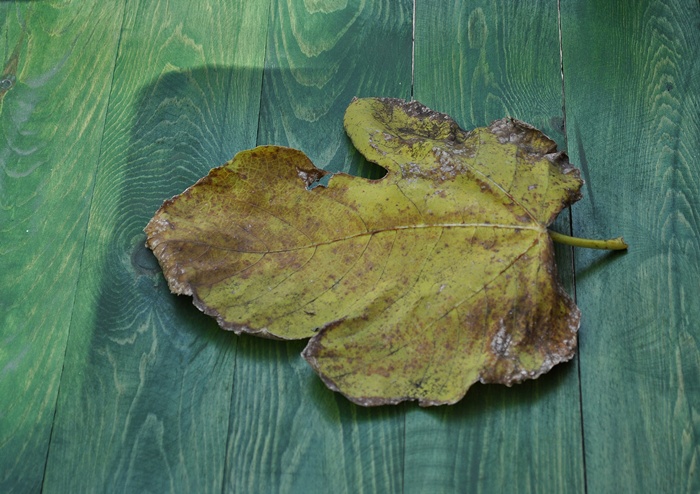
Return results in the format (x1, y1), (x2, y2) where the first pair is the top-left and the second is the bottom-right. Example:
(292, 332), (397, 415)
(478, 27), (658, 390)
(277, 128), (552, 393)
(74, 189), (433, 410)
(2, 1), (698, 492)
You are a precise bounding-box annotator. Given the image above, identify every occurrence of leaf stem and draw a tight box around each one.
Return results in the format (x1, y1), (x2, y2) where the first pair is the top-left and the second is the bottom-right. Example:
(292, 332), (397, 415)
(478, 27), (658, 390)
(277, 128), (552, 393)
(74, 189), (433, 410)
(548, 230), (628, 250)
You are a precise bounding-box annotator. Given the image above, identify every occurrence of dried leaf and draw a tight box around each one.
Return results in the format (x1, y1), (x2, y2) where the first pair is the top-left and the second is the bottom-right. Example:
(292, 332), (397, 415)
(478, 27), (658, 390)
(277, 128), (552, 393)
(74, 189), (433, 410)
(145, 98), (583, 406)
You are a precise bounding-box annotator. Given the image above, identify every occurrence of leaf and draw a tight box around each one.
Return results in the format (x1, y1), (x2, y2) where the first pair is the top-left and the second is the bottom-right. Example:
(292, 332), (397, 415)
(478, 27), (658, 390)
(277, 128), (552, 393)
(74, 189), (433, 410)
(145, 97), (583, 406)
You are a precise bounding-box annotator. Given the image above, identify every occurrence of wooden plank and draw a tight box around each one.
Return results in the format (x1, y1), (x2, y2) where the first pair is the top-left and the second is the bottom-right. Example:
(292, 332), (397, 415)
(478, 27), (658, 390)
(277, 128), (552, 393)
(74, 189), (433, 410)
(0, 2), (125, 492)
(41, 1), (271, 492)
(255, 0), (413, 176)
(560, 1), (700, 491)
(405, 2), (585, 492)
(223, 1), (413, 492)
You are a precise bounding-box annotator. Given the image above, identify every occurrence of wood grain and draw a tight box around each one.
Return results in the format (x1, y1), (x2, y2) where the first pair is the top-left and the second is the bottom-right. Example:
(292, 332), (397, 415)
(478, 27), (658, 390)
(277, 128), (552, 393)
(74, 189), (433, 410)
(0, 2), (124, 492)
(561, 1), (700, 492)
(3, 0), (698, 491)
(406, 1), (584, 492)
(257, 0), (413, 176)
(41, 1), (271, 492)
(223, 1), (412, 492)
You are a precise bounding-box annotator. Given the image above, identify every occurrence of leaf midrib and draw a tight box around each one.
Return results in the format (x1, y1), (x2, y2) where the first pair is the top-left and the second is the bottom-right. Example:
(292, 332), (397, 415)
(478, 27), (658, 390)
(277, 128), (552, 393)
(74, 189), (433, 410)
(178, 221), (544, 255)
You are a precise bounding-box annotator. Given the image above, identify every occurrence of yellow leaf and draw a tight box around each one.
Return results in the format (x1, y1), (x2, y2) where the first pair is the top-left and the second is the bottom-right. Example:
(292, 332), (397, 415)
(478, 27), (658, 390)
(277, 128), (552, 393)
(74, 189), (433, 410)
(145, 98), (583, 406)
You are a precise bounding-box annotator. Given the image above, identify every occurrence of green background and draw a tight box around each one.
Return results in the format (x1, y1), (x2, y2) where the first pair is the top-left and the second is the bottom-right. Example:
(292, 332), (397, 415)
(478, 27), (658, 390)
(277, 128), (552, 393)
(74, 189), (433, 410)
(1, 0), (698, 492)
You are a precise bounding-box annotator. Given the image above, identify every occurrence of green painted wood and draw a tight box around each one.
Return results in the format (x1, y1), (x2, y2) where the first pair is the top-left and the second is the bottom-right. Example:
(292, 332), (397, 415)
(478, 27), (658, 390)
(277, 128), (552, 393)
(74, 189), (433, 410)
(256, 0), (413, 176)
(560, 1), (700, 492)
(4, 0), (697, 491)
(406, 2), (584, 492)
(41, 1), (271, 492)
(223, 1), (413, 492)
(0, 2), (125, 492)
